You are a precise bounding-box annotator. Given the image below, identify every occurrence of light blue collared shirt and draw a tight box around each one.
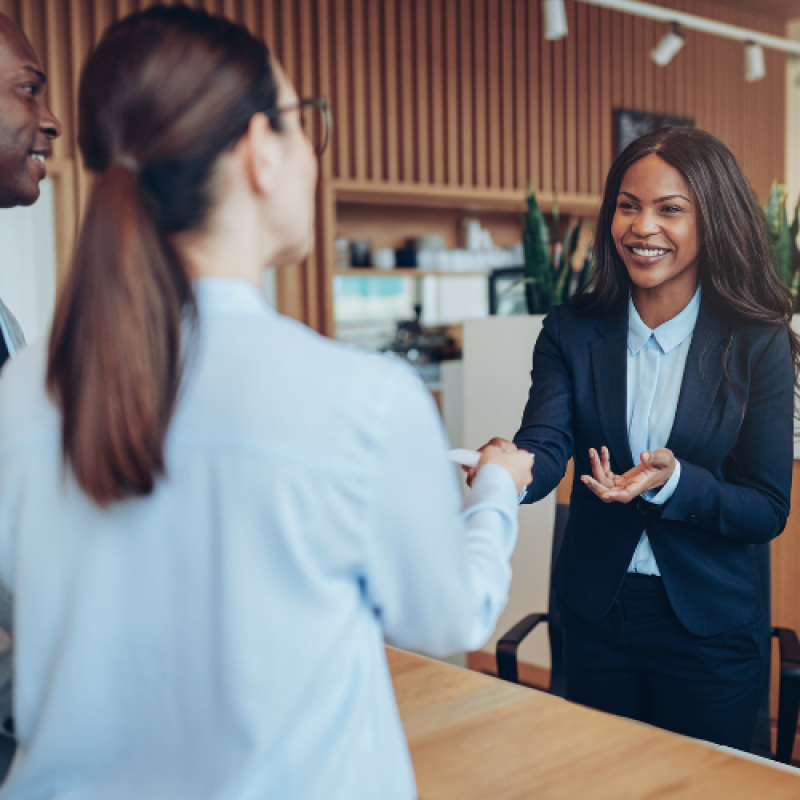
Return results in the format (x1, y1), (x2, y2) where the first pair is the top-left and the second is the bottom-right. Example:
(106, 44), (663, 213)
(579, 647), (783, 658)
(0, 279), (520, 800)
(626, 287), (700, 575)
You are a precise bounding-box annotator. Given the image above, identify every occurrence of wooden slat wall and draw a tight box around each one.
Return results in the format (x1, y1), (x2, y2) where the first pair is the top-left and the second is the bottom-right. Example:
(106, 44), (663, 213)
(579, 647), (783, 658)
(1, 0), (790, 335)
(1, 0), (335, 333)
(328, 0), (787, 198)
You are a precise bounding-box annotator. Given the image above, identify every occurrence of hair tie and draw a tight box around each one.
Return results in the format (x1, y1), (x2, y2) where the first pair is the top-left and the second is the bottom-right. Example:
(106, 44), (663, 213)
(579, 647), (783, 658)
(113, 154), (140, 173)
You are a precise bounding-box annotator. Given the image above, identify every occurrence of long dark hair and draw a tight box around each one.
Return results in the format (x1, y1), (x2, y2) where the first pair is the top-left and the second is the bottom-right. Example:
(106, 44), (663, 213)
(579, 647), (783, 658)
(575, 126), (800, 386)
(47, 6), (281, 505)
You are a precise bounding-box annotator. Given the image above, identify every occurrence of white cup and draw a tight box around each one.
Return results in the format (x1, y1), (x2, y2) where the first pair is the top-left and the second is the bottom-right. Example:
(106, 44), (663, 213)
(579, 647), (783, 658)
(373, 248), (396, 270)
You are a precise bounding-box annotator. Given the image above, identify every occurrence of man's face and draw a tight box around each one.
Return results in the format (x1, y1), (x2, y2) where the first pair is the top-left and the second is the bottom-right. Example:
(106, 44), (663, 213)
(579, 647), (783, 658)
(0, 17), (61, 208)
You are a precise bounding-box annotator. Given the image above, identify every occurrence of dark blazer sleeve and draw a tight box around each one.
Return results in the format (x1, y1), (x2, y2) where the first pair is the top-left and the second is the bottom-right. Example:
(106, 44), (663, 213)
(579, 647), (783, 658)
(513, 308), (574, 503)
(660, 326), (794, 544)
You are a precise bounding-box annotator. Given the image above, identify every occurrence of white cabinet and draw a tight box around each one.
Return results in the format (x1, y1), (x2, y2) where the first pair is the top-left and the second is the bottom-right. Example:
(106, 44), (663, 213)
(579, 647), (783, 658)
(460, 315), (555, 671)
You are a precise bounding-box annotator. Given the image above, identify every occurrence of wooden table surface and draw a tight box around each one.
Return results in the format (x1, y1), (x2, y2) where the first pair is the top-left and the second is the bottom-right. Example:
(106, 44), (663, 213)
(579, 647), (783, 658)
(387, 647), (800, 800)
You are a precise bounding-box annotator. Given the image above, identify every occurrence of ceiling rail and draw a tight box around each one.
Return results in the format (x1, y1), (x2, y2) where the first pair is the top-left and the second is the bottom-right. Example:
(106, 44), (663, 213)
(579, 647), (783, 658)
(576, 0), (800, 56)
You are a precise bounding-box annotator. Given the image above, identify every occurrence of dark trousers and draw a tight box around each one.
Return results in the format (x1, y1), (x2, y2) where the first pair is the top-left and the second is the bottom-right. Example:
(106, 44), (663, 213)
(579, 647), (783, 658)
(559, 573), (768, 752)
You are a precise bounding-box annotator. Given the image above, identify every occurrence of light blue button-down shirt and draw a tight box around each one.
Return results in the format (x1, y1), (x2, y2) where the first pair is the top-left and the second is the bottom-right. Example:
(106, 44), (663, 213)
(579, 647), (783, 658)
(626, 287), (700, 575)
(0, 279), (520, 800)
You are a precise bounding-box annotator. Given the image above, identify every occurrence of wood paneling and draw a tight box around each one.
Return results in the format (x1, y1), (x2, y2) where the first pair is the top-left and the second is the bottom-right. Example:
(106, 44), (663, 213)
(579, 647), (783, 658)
(4, 0), (336, 333)
(328, 0), (787, 202)
(3, 0), (790, 336)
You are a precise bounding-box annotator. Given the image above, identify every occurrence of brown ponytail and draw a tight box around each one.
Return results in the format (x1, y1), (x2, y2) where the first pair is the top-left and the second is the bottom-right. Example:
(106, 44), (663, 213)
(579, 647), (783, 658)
(47, 163), (186, 503)
(46, 6), (280, 505)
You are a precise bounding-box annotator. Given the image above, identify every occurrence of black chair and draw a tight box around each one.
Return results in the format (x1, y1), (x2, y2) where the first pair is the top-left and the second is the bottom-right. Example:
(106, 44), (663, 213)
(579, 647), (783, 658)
(495, 505), (800, 764)
(751, 542), (800, 764)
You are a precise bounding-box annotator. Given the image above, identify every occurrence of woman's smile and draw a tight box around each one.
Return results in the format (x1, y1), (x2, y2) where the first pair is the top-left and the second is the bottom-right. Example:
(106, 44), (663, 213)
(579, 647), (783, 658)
(611, 154), (700, 315)
(624, 242), (674, 267)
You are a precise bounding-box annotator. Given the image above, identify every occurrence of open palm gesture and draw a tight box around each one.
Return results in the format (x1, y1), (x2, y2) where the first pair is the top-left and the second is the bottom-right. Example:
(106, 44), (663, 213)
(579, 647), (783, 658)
(581, 446), (675, 504)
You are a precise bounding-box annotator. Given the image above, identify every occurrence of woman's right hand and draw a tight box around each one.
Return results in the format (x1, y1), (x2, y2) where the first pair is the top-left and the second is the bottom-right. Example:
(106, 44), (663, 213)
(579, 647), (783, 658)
(464, 439), (533, 495)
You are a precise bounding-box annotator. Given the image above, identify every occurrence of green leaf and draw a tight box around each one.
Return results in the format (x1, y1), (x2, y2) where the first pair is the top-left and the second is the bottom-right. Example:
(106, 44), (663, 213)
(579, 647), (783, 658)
(775, 223), (793, 288)
(764, 181), (785, 239)
(555, 222), (580, 304)
(762, 184), (800, 296)
(577, 250), (595, 294)
(522, 185), (554, 313)
(791, 195), (800, 297)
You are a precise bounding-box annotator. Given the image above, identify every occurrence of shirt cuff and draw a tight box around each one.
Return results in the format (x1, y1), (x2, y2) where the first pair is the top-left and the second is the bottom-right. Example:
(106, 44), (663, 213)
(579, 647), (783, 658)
(464, 463), (518, 515)
(463, 464), (519, 552)
(643, 459), (681, 505)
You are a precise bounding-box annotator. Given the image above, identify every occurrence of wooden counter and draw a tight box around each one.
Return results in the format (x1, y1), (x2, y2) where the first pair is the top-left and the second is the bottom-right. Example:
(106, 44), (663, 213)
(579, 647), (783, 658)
(388, 647), (800, 800)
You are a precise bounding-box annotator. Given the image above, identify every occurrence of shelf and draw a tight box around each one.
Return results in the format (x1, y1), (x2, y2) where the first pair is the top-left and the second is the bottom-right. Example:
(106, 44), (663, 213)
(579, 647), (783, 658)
(332, 179), (603, 216)
(335, 269), (492, 278)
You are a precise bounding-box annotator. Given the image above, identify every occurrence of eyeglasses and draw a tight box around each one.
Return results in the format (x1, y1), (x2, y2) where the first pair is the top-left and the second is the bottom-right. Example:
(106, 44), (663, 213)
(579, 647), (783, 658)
(263, 97), (331, 157)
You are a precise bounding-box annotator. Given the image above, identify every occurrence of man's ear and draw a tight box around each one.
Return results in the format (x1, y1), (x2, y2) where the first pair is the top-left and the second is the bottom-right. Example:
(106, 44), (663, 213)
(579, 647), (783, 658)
(238, 113), (281, 198)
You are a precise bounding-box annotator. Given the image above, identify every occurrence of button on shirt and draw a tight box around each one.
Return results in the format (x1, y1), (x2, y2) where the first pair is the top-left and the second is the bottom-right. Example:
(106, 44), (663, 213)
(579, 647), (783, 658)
(626, 287), (700, 575)
(0, 279), (520, 800)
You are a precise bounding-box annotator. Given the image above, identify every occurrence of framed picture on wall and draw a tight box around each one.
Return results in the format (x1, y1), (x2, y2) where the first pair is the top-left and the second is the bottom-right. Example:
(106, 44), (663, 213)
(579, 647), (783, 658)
(614, 109), (695, 156)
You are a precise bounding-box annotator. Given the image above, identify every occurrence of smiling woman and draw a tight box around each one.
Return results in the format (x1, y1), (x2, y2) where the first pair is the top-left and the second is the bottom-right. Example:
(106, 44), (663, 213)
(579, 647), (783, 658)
(473, 126), (800, 753)
(584, 127), (799, 353)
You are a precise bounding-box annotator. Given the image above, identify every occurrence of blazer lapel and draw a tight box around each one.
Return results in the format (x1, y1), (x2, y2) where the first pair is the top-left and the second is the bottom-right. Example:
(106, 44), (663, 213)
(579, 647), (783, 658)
(590, 310), (635, 473)
(666, 301), (727, 459)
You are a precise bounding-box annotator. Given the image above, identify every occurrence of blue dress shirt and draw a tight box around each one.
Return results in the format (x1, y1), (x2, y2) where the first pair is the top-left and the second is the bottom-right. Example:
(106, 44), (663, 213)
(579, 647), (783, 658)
(626, 288), (700, 574)
(0, 279), (520, 800)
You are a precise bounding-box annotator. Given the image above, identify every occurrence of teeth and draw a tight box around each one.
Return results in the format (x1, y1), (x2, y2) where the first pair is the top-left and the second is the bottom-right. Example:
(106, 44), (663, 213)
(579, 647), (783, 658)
(30, 154), (45, 164)
(631, 247), (668, 257)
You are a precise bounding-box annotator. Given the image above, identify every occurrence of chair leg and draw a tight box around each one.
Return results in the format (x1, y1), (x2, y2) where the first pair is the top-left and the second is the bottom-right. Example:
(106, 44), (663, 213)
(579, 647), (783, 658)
(776, 675), (800, 764)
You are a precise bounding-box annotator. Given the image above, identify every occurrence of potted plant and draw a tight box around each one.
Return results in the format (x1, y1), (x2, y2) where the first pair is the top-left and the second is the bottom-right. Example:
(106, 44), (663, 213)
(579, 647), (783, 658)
(522, 186), (595, 315)
(764, 182), (800, 304)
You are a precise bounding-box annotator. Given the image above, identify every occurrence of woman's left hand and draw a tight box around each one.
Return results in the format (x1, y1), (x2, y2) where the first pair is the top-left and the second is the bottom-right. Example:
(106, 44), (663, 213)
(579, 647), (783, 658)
(581, 446), (676, 504)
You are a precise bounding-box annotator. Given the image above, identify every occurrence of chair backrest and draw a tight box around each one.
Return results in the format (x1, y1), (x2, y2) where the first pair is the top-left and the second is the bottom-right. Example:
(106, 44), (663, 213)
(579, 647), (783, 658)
(750, 542), (772, 758)
(547, 502), (569, 697)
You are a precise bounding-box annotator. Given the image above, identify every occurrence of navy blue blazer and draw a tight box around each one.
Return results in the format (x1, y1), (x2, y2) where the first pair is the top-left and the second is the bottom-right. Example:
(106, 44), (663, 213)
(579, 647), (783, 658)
(514, 299), (794, 637)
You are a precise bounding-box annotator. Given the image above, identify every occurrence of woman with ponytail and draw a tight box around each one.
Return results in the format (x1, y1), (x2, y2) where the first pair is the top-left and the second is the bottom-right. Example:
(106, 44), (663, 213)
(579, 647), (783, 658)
(0, 7), (532, 799)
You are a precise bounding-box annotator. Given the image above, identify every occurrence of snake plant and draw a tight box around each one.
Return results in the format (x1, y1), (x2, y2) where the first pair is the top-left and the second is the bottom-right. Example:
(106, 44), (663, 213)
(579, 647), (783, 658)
(764, 182), (800, 304)
(521, 185), (595, 314)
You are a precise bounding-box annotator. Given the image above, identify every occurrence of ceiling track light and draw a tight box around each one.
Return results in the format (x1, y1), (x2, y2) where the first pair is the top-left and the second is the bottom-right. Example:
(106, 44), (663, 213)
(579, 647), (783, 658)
(744, 42), (766, 83)
(574, 1), (800, 59)
(651, 23), (684, 67)
(543, 0), (568, 41)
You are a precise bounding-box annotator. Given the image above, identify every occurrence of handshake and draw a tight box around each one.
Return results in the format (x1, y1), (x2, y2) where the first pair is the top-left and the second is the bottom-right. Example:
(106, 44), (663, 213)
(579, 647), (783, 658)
(450, 438), (534, 496)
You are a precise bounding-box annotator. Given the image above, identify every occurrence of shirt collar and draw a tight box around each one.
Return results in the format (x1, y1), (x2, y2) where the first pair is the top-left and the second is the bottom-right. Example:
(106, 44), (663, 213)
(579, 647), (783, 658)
(627, 286), (701, 356)
(193, 278), (268, 316)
